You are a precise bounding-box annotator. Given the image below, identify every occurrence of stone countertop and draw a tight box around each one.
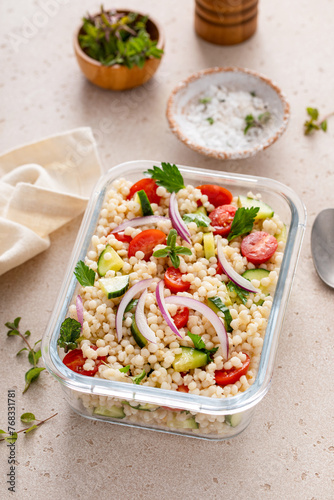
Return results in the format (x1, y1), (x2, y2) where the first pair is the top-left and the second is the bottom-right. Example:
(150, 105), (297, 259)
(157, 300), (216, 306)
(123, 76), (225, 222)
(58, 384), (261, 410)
(0, 1), (333, 499)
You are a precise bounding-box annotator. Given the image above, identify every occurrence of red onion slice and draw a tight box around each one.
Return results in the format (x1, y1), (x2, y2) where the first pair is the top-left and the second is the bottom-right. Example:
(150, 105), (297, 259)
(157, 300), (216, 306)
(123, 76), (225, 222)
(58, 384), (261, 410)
(165, 295), (229, 359)
(156, 280), (183, 339)
(76, 295), (83, 329)
(111, 216), (170, 235)
(217, 239), (259, 294)
(169, 192), (191, 244)
(135, 289), (158, 344)
(116, 278), (154, 341)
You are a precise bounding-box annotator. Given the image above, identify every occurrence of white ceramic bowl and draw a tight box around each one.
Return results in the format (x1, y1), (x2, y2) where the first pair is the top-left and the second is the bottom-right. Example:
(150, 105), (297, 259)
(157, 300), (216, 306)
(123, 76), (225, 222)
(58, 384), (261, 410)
(166, 67), (290, 160)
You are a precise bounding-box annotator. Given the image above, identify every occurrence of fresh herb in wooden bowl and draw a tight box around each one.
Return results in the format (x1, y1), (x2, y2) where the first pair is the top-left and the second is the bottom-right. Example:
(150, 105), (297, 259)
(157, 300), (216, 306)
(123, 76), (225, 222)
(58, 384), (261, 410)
(73, 7), (164, 90)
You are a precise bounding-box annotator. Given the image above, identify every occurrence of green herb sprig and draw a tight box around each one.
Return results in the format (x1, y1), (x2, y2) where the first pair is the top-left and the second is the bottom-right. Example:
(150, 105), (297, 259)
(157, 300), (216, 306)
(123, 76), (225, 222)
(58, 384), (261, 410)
(304, 107), (334, 135)
(5, 318), (45, 393)
(227, 206), (259, 242)
(74, 260), (95, 287)
(187, 332), (218, 358)
(57, 318), (82, 353)
(131, 369), (147, 385)
(206, 117), (214, 125)
(227, 281), (249, 305)
(79, 8), (163, 68)
(0, 412), (57, 443)
(199, 97), (211, 104)
(145, 162), (185, 193)
(244, 111), (271, 134)
(153, 229), (192, 268)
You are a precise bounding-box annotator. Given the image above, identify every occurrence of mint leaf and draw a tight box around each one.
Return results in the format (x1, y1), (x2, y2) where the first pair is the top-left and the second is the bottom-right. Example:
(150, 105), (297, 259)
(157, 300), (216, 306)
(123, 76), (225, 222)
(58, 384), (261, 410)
(28, 348), (41, 366)
(57, 318), (81, 353)
(153, 230), (191, 269)
(23, 367), (45, 394)
(144, 163), (185, 193)
(207, 296), (232, 332)
(307, 107), (319, 120)
(320, 120), (327, 132)
(119, 365), (130, 373)
(174, 246), (192, 256)
(5, 432), (17, 444)
(74, 260), (95, 287)
(183, 212), (211, 227)
(227, 281), (249, 305)
(187, 332), (206, 351)
(132, 369), (146, 385)
(227, 207), (259, 242)
(21, 412), (36, 424)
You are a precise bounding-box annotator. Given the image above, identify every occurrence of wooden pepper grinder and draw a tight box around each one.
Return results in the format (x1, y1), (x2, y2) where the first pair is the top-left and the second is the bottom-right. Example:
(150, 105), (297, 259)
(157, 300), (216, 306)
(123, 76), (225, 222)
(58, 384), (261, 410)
(195, 0), (259, 45)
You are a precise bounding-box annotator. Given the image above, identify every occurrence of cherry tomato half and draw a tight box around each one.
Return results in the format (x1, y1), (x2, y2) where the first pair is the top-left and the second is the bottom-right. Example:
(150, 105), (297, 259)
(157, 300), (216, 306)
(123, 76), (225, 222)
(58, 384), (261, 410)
(127, 178), (161, 205)
(241, 231), (278, 265)
(215, 354), (250, 386)
(216, 262), (223, 275)
(164, 267), (191, 294)
(209, 204), (237, 237)
(197, 184), (233, 208)
(172, 307), (189, 329)
(128, 229), (166, 261)
(63, 346), (107, 377)
(113, 232), (132, 243)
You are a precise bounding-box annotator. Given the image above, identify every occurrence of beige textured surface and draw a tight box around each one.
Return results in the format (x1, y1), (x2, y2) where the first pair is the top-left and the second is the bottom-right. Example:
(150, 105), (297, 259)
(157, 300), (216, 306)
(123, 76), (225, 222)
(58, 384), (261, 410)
(0, 1), (333, 499)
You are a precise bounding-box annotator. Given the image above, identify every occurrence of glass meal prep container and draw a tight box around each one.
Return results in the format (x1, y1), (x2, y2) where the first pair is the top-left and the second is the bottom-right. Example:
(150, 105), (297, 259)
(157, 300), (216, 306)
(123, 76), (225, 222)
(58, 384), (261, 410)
(42, 161), (306, 440)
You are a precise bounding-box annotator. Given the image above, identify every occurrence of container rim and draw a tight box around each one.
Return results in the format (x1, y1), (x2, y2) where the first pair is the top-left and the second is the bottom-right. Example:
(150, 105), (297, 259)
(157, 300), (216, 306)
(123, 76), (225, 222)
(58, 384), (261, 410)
(42, 160), (306, 415)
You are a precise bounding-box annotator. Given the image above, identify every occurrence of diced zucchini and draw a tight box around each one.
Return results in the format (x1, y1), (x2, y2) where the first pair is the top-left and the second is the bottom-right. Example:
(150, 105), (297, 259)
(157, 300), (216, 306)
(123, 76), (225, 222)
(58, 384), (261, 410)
(238, 196), (274, 219)
(97, 244), (124, 276)
(225, 413), (242, 427)
(173, 347), (209, 372)
(203, 232), (215, 260)
(131, 315), (147, 348)
(135, 190), (154, 216)
(99, 275), (129, 299)
(93, 406), (125, 419)
(167, 416), (199, 429)
(195, 206), (207, 216)
(207, 296), (232, 332)
(275, 223), (287, 244)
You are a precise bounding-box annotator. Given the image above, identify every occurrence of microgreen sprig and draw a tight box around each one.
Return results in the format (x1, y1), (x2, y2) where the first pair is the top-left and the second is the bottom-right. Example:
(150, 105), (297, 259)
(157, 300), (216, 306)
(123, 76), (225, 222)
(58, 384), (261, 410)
(244, 111), (271, 134)
(304, 107), (334, 135)
(153, 229), (192, 268)
(0, 412), (58, 443)
(5, 317), (45, 393)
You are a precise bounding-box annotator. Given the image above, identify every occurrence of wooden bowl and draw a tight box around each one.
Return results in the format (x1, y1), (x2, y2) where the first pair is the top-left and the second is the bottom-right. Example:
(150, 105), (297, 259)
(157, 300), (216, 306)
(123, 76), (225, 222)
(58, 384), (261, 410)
(195, 0), (259, 45)
(73, 12), (164, 91)
(166, 67), (290, 160)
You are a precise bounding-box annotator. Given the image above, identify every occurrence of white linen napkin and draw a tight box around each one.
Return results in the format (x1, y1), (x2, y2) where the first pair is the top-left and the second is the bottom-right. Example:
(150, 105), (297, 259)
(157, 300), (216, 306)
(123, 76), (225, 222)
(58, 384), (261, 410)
(0, 127), (103, 276)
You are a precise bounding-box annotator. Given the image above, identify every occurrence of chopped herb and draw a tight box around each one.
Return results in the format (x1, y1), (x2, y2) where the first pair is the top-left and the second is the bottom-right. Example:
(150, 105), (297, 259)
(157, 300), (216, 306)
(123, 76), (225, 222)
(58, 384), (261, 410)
(153, 229), (192, 268)
(183, 212), (211, 228)
(74, 260), (95, 287)
(244, 111), (271, 134)
(57, 317), (82, 353)
(304, 107), (333, 135)
(132, 369), (146, 385)
(187, 332), (218, 358)
(227, 206), (259, 242)
(119, 365), (131, 373)
(227, 281), (249, 305)
(207, 297), (232, 332)
(206, 117), (214, 125)
(144, 162), (185, 193)
(199, 97), (211, 104)
(79, 8), (163, 68)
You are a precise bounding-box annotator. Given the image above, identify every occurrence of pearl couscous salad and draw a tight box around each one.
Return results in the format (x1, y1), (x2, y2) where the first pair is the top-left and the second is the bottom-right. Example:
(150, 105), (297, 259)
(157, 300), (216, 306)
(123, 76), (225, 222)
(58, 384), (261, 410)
(58, 162), (286, 435)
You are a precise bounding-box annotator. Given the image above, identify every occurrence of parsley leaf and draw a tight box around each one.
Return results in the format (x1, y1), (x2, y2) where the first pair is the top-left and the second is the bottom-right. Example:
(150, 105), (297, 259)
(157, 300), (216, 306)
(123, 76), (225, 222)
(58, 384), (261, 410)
(74, 260), (95, 287)
(227, 281), (249, 305)
(57, 318), (82, 353)
(132, 369), (146, 385)
(183, 212), (211, 227)
(187, 332), (218, 358)
(144, 162), (185, 193)
(227, 207), (259, 242)
(153, 229), (192, 269)
(207, 297), (232, 332)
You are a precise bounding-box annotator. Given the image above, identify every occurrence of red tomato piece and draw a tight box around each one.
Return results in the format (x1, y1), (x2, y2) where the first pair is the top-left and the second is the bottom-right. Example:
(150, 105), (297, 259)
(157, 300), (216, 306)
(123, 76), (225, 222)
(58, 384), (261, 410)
(128, 229), (166, 261)
(209, 204), (237, 237)
(216, 262), (223, 275)
(127, 178), (161, 204)
(215, 354), (250, 387)
(63, 346), (107, 377)
(164, 267), (191, 294)
(241, 231), (278, 265)
(177, 384), (189, 393)
(197, 184), (233, 208)
(172, 307), (189, 329)
(113, 232), (132, 243)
